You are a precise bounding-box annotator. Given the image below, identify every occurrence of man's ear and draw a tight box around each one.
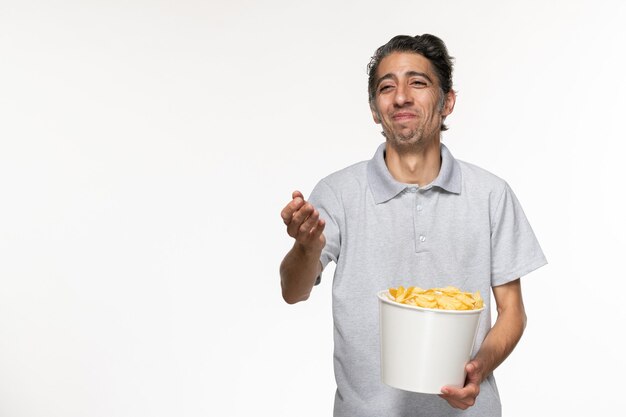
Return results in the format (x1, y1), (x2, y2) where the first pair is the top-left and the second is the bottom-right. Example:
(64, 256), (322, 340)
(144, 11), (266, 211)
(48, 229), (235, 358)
(370, 103), (381, 124)
(441, 90), (456, 117)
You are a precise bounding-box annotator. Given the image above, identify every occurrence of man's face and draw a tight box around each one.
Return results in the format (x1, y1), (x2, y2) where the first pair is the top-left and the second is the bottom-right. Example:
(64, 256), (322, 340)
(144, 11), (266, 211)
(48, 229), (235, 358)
(370, 52), (455, 150)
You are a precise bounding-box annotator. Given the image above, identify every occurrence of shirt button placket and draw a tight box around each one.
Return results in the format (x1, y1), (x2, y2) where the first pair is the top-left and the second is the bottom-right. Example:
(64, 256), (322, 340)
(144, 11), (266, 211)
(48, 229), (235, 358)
(414, 190), (426, 252)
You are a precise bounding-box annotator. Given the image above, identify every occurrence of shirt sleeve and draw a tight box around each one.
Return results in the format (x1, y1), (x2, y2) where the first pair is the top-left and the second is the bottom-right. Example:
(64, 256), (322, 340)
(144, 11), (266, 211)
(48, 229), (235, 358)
(490, 182), (547, 286)
(308, 179), (342, 285)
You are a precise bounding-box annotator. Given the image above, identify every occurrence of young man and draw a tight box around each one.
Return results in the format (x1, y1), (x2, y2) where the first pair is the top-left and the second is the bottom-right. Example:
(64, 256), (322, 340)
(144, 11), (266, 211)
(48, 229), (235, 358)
(280, 34), (547, 417)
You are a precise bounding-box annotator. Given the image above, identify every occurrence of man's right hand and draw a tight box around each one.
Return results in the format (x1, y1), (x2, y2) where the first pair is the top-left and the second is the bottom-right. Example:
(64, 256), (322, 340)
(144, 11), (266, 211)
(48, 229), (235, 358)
(279, 190), (326, 304)
(280, 190), (326, 252)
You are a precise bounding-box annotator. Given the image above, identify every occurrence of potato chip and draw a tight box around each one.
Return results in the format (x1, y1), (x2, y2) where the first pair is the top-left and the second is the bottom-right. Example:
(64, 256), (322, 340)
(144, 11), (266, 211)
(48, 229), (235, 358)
(387, 285), (483, 311)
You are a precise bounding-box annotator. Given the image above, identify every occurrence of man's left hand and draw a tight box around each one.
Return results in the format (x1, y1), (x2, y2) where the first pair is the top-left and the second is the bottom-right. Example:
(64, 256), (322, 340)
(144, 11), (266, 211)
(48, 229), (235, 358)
(439, 360), (483, 410)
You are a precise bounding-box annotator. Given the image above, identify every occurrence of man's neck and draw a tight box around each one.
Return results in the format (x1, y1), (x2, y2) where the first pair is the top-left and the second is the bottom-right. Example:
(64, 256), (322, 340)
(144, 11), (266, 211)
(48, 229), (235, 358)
(384, 138), (442, 186)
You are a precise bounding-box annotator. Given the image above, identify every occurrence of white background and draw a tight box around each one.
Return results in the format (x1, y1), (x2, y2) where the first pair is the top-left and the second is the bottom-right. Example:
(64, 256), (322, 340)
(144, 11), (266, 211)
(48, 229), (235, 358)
(1, 0), (625, 416)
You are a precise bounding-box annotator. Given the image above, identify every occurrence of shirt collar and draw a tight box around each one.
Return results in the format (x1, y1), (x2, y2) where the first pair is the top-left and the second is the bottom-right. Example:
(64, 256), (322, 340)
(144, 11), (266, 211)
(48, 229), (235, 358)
(367, 142), (462, 204)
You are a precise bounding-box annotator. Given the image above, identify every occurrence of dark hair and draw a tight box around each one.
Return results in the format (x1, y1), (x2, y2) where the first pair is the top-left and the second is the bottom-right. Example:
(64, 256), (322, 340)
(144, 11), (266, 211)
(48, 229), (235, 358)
(367, 34), (455, 131)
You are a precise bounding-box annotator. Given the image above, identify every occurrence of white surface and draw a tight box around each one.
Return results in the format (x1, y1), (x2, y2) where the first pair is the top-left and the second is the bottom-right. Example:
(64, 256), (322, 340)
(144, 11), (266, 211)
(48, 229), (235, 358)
(1, 1), (625, 416)
(378, 291), (482, 394)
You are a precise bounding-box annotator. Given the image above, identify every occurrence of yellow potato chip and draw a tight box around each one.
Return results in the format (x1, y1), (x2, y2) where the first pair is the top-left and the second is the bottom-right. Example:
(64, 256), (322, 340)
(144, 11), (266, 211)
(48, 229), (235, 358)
(388, 284), (483, 311)
(439, 286), (460, 294)
(395, 286), (407, 303)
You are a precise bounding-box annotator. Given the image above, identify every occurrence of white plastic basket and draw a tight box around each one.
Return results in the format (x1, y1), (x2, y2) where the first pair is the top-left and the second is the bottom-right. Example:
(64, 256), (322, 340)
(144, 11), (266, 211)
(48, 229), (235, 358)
(378, 290), (484, 394)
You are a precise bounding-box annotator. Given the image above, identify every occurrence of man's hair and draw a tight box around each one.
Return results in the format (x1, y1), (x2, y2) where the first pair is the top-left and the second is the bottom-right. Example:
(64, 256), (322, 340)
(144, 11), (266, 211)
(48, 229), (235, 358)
(367, 34), (455, 131)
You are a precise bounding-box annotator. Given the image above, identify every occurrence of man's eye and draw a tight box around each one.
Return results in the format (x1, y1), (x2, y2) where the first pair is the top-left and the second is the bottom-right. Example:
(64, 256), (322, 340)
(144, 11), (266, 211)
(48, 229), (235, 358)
(411, 81), (426, 86)
(379, 85), (393, 92)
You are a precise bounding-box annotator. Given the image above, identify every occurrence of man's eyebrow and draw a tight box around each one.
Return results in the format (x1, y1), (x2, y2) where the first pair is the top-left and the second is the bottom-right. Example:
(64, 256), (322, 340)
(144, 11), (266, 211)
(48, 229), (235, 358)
(406, 71), (433, 83)
(375, 73), (395, 90)
(375, 71), (434, 90)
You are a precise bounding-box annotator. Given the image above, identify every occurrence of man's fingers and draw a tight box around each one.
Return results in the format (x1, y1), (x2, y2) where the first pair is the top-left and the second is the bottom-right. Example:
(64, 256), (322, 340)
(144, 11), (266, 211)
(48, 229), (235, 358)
(438, 394), (466, 410)
(439, 390), (471, 410)
(295, 212), (325, 248)
(310, 218), (326, 237)
(281, 191), (324, 246)
(282, 190), (305, 223)
(281, 196), (305, 225)
(303, 218), (326, 248)
(440, 386), (462, 398)
(440, 382), (478, 410)
(299, 209), (320, 235)
(465, 361), (482, 385)
(287, 202), (314, 237)
(292, 202), (314, 226)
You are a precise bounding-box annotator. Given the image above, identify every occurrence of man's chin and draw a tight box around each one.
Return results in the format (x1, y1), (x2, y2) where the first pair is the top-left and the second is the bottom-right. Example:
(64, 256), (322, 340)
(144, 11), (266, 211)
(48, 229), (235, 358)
(389, 134), (422, 147)
(386, 133), (439, 154)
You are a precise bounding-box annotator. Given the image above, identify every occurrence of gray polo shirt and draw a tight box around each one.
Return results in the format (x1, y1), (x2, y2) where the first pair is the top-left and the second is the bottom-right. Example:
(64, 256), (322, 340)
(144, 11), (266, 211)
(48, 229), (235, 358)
(308, 142), (547, 417)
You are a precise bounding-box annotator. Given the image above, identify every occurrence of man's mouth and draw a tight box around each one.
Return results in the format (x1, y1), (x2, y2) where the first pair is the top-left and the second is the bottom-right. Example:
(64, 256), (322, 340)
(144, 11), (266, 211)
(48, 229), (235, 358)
(392, 112), (417, 121)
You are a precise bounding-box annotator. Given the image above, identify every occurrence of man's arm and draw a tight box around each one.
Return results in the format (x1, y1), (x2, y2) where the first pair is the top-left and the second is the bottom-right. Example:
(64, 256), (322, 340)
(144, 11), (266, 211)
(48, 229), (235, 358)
(439, 278), (527, 409)
(279, 190), (326, 304)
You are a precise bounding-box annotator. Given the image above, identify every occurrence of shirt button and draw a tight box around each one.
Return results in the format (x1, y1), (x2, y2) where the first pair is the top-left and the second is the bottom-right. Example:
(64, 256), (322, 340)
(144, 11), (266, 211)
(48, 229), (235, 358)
(409, 187), (417, 193)
(419, 235), (426, 242)
(416, 205), (423, 211)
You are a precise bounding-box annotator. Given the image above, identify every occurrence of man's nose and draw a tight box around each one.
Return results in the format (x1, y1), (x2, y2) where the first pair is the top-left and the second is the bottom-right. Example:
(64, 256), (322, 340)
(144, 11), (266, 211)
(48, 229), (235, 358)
(394, 84), (413, 106)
